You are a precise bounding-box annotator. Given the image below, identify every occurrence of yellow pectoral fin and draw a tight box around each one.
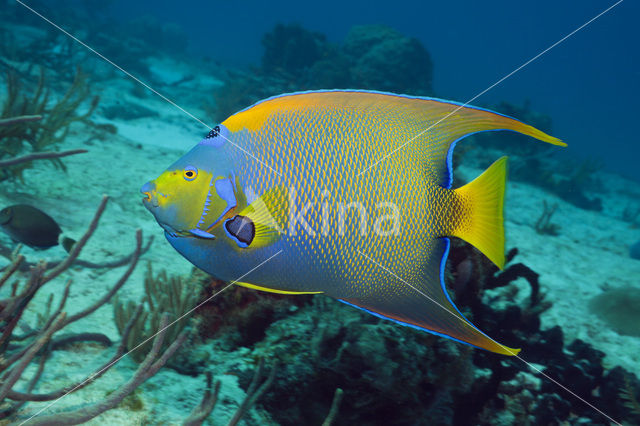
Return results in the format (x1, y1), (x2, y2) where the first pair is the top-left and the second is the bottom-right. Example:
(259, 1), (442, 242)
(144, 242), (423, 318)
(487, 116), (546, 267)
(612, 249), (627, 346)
(226, 185), (289, 249)
(235, 281), (323, 295)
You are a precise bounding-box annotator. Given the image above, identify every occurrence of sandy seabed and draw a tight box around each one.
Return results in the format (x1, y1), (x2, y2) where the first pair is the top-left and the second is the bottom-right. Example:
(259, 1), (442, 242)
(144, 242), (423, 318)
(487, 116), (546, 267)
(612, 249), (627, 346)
(1, 55), (639, 424)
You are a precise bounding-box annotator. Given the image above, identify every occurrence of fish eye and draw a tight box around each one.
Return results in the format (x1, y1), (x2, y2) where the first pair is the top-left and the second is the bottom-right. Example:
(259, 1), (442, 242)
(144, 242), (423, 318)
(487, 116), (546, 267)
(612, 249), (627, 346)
(183, 166), (198, 181)
(0, 207), (11, 225)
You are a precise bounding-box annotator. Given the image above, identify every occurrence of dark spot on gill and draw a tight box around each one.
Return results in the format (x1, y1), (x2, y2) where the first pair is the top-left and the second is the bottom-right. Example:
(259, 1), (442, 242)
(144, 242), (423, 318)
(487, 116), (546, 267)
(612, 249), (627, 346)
(224, 215), (255, 247)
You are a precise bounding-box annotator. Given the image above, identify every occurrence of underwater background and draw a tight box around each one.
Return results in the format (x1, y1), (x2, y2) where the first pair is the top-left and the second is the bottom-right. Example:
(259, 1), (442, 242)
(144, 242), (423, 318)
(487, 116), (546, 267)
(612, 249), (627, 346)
(0, 0), (639, 424)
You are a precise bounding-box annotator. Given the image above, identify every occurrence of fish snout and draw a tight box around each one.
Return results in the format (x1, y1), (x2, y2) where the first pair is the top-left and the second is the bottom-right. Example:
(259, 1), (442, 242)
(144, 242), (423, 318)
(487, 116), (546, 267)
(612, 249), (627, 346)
(141, 181), (159, 207)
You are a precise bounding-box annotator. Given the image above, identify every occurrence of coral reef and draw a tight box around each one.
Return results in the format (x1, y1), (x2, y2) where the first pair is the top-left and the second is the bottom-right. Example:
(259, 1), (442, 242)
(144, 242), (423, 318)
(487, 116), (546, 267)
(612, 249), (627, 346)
(3, 7), (636, 425)
(620, 375), (640, 424)
(113, 263), (202, 364)
(101, 101), (158, 121)
(0, 67), (97, 180)
(210, 23), (434, 122)
(448, 244), (549, 321)
(124, 15), (188, 57)
(0, 198), (271, 424)
(194, 278), (308, 347)
(447, 241), (640, 425)
(534, 200), (561, 236)
(226, 359), (277, 426)
(209, 70), (292, 124)
(549, 159), (604, 211)
(466, 101), (604, 210)
(262, 24), (330, 80)
(343, 25), (433, 95)
(250, 297), (474, 426)
(182, 372), (220, 426)
(82, 13), (190, 83)
(0, 21), (86, 78)
(588, 286), (640, 336)
(25, 312), (188, 425)
(0, 232), (153, 273)
(182, 240), (640, 425)
(179, 360), (279, 426)
(0, 197), (178, 423)
(1, 2), (187, 82)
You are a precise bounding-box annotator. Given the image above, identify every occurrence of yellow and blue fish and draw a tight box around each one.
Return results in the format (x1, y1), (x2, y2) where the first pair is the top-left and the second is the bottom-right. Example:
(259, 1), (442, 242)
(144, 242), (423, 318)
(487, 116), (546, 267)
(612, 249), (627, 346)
(141, 90), (564, 355)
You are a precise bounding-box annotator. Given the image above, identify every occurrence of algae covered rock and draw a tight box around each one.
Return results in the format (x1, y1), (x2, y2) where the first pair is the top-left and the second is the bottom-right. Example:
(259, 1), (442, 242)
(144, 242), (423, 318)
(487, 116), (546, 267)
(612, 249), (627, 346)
(262, 23), (329, 77)
(210, 23), (435, 122)
(252, 298), (473, 425)
(343, 25), (434, 95)
(589, 286), (640, 336)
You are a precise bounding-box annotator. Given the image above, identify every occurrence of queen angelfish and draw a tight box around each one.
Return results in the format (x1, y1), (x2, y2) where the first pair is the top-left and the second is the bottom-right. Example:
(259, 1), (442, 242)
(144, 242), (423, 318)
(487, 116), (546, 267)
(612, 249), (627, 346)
(141, 90), (565, 355)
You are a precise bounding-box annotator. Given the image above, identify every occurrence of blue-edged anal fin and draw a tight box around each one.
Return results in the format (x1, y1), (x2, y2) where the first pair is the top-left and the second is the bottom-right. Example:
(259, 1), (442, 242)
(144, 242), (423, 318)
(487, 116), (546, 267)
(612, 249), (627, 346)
(341, 238), (520, 356)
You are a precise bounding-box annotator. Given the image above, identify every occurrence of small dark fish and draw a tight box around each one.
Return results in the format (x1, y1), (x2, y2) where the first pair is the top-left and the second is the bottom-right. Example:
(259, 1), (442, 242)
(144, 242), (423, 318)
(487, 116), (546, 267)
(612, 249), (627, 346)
(0, 204), (75, 252)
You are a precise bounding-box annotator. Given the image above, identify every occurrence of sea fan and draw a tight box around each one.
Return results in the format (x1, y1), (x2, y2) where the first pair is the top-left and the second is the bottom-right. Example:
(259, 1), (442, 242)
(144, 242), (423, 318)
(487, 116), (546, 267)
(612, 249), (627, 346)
(620, 375), (640, 420)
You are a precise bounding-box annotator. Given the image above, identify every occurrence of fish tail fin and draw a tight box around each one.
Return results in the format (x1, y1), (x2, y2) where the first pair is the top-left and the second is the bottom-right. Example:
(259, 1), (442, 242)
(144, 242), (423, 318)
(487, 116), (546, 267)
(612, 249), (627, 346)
(451, 156), (508, 269)
(60, 236), (76, 253)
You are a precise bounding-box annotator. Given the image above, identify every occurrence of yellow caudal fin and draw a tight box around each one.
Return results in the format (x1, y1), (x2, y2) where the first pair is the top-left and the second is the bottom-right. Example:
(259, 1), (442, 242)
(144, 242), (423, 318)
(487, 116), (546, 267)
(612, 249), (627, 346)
(452, 157), (508, 269)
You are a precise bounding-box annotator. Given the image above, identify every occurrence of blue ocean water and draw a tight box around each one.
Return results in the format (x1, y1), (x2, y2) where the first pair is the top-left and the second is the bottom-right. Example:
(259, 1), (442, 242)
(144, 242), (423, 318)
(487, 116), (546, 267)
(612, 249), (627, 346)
(1, 1), (639, 425)
(110, 0), (640, 182)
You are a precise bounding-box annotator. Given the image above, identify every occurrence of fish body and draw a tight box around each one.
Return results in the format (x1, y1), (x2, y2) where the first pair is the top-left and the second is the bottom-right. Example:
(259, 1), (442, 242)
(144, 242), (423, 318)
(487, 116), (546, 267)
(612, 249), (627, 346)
(142, 90), (564, 355)
(0, 204), (64, 249)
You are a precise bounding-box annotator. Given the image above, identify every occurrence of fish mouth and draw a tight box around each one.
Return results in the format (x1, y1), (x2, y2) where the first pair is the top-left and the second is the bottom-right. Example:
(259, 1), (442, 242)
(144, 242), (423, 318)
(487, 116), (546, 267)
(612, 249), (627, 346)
(141, 191), (167, 208)
(140, 181), (166, 208)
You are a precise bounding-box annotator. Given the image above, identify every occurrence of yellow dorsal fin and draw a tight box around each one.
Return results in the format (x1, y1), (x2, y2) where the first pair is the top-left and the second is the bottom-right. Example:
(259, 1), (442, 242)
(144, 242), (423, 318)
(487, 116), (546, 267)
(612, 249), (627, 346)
(452, 157), (508, 269)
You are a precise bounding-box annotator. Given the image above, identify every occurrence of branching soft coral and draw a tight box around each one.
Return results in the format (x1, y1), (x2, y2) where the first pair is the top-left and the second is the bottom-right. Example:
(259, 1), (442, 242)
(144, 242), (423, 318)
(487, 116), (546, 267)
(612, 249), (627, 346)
(0, 197), (162, 422)
(0, 67), (96, 180)
(113, 263), (201, 363)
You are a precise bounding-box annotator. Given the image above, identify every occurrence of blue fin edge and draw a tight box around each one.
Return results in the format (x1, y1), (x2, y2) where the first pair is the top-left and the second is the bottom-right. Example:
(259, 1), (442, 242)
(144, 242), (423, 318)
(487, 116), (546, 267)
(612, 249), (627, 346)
(445, 129), (505, 188)
(339, 237), (502, 353)
(189, 228), (216, 239)
(338, 298), (485, 352)
(438, 237), (501, 341)
(445, 129), (520, 189)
